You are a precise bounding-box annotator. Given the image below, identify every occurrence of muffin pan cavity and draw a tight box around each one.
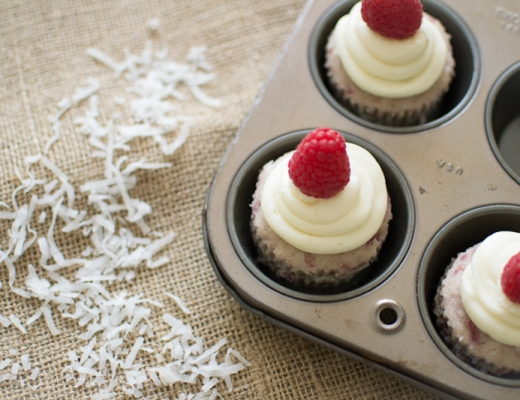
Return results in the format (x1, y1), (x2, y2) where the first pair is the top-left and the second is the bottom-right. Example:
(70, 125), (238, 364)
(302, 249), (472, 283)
(418, 205), (520, 386)
(227, 130), (414, 302)
(308, 0), (480, 133)
(486, 62), (520, 184)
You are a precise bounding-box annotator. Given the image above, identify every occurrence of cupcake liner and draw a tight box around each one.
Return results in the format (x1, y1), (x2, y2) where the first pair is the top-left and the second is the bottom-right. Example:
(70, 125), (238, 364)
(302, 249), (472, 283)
(324, 14), (456, 127)
(251, 224), (373, 287)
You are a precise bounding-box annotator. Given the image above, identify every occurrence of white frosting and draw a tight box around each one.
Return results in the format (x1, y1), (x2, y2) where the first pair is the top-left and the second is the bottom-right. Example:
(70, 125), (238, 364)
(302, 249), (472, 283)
(260, 143), (388, 255)
(333, 2), (447, 98)
(460, 231), (520, 347)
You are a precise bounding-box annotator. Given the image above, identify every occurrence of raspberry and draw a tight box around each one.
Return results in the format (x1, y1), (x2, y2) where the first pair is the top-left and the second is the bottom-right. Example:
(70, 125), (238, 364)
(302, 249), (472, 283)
(501, 252), (520, 304)
(361, 0), (423, 39)
(288, 128), (350, 199)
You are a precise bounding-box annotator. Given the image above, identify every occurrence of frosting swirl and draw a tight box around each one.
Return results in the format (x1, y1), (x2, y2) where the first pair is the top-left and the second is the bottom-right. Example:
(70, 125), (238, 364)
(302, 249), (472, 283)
(260, 143), (388, 254)
(333, 2), (447, 98)
(460, 231), (520, 346)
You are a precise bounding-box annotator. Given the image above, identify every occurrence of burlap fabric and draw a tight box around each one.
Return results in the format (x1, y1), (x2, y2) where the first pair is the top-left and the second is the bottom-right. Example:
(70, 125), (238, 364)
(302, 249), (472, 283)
(0, 0), (441, 398)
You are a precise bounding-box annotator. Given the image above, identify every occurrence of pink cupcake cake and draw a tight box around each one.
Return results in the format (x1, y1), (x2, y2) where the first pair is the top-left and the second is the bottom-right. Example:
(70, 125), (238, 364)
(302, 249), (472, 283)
(434, 231), (520, 375)
(250, 128), (392, 287)
(325, 0), (455, 126)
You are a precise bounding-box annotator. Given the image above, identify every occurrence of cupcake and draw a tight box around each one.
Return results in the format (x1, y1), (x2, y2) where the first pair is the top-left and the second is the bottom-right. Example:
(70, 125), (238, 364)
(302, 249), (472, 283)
(250, 127), (392, 287)
(434, 231), (520, 375)
(325, 0), (455, 126)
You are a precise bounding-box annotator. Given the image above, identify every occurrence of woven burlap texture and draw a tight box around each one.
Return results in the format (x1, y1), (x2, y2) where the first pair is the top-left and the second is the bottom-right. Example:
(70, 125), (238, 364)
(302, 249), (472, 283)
(0, 0), (441, 399)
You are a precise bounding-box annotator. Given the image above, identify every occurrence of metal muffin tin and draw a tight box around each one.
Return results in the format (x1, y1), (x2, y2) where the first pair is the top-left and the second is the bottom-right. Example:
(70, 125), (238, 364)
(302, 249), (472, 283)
(203, 0), (520, 398)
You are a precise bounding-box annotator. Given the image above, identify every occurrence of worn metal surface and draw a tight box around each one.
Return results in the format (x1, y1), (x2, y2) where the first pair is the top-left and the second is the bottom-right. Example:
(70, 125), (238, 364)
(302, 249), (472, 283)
(204, 1), (520, 398)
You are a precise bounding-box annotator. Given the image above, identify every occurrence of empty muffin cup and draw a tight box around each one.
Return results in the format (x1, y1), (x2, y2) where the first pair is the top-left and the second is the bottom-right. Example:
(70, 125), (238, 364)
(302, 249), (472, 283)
(418, 204), (520, 386)
(227, 129), (415, 302)
(486, 62), (520, 185)
(308, 0), (480, 133)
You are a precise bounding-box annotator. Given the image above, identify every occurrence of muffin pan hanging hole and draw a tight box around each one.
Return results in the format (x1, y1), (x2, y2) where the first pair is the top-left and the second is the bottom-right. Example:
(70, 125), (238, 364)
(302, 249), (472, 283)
(226, 129), (415, 302)
(308, 0), (481, 133)
(417, 204), (520, 386)
(486, 62), (520, 185)
(374, 299), (405, 332)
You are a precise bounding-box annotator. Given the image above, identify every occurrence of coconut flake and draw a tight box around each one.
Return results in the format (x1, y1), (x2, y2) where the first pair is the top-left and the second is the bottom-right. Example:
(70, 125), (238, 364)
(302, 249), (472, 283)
(154, 121), (190, 155)
(41, 305), (61, 335)
(228, 348), (251, 367)
(147, 18), (160, 32)
(164, 292), (191, 315)
(193, 338), (227, 366)
(47, 197), (65, 266)
(44, 121), (62, 154)
(0, 359), (12, 371)
(72, 78), (100, 105)
(86, 48), (123, 75)
(41, 156), (75, 209)
(80, 337), (97, 366)
(11, 362), (20, 375)
(92, 391), (117, 400)
(30, 367), (40, 381)
(0, 313), (12, 328)
(77, 365), (101, 376)
(201, 377), (219, 393)
(9, 315), (27, 334)
(0, 211), (16, 220)
(188, 85), (221, 108)
(21, 355), (31, 371)
(0, 373), (14, 383)
(123, 336), (144, 369)
(48, 98), (72, 125)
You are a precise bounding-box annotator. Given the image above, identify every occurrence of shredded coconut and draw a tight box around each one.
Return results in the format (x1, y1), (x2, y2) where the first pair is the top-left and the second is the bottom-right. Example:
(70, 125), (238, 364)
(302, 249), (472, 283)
(11, 363), (20, 376)
(165, 291), (192, 314)
(30, 367), (40, 381)
(0, 374), (14, 383)
(8, 315), (26, 334)
(20, 355), (31, 371)
(0, 36), (248, 398)
(147, 18), (160, 32)
(0, 359), (12, 371)
(0, 314), (11, 328)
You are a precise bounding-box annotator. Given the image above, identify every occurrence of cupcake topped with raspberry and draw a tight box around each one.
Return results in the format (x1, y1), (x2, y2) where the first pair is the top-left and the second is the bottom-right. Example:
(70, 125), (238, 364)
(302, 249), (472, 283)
(459, 232), (520, 347)
(250, 128), (392, 287)
(435, 232), (520, 375)
(325, 0), (455, 127)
